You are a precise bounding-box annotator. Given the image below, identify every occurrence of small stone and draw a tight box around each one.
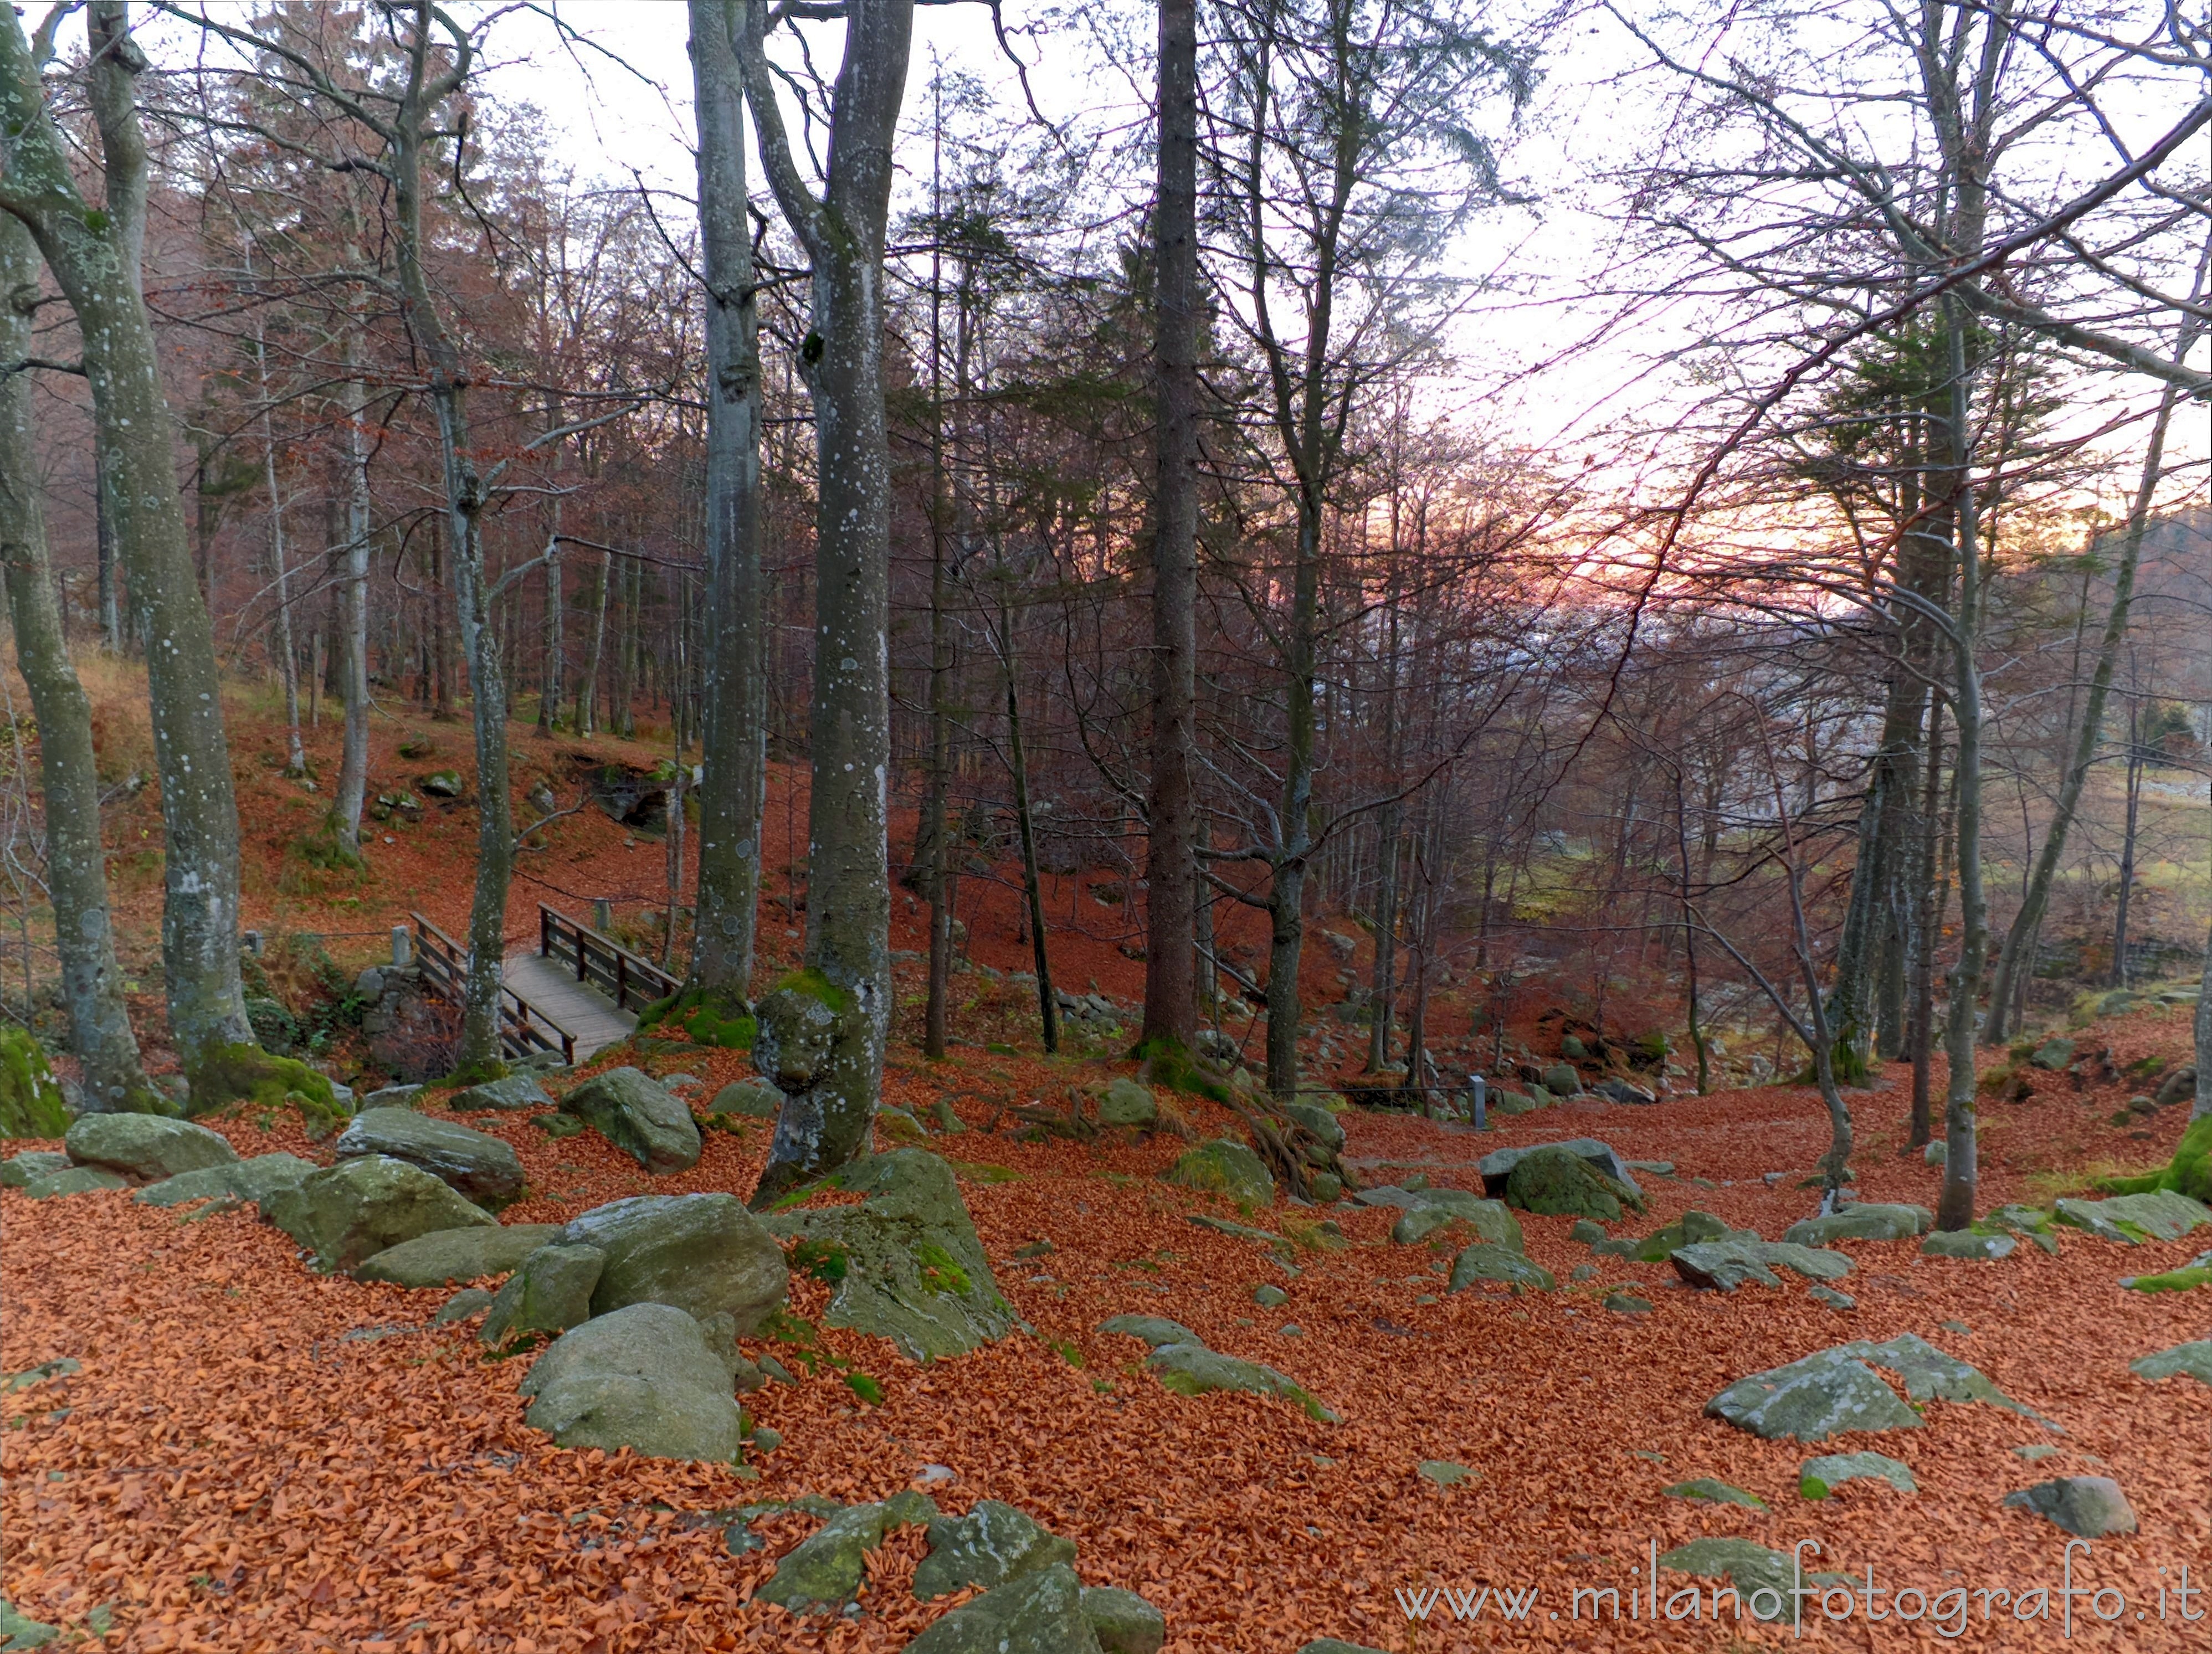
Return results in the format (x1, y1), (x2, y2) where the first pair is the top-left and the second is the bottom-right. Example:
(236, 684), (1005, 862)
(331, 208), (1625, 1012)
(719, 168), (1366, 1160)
(435, 1287), (496, 1324)
(748, 1425), (783, 1455)
(2003, 1477), (2136, 1538)
(1603, 1292), (1652, 1315)
(1277, 1323), (1303, 1337)
(2013, 1444), (2061, 1462)
(25, 1165), (131, 1198)
(1570, 1219), (1607, 1244)
(1921, 1230), (2015, 1261)
(1809, 1284), (1856, 1310)
(1253, 1283), (1289, 1308)
(1570, 1263), (1597, 1282)
(1664, 1477), (1765, 1509)
(1924, 1139), (1947, 1167)
(1417, 1460), (1476, 1487)
(1800, 1451), (1917, 1498)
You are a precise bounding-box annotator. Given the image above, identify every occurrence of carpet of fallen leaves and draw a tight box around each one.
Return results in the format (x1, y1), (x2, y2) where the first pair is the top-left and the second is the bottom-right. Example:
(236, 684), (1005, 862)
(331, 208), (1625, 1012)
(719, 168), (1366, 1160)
(7, 1010), (2212, 1653)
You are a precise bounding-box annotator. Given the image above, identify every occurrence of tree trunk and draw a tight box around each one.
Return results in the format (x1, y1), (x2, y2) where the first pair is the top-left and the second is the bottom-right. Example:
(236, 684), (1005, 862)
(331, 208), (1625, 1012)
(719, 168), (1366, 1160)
(2111, 697), (2143, 988)
(253, 311), (307, 779)
(1004, 614), (1058, 1052)
(0, 214), (158, 1113)
(686, 0), (769, 1019)
(0, 3), (302, 1107)
(538, 535), (562, 734)
(1141, 0), (1200, 1056)
(1984, 392), (2179, 1036)
(577, 548), (609, 737)
(736, 0), (912, 1202)
(94, 445), (120, 652)
(331, 329), (372, 859)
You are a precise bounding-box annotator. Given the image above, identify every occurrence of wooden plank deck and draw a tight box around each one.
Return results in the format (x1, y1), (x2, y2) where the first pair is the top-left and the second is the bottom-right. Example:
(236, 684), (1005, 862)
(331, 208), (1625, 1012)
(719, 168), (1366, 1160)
(502, 951), (637, 1060)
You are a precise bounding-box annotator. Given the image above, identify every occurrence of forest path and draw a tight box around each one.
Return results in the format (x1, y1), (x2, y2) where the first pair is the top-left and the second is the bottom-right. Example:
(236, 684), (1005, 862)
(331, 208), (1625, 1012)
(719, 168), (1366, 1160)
(501, 951), (636, 1059)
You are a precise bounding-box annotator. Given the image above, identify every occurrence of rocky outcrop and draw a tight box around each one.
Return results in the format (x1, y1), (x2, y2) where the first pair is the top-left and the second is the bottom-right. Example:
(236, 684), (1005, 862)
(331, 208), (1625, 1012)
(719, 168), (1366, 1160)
(333, 1108), (525, 1210)
(561, 1193), (787, 1331)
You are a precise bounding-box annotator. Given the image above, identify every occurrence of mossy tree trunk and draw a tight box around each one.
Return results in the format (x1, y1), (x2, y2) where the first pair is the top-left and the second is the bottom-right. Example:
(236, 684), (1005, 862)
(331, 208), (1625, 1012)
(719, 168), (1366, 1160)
(736, 0), (911, 1200)
(0, 212), (160, 1114)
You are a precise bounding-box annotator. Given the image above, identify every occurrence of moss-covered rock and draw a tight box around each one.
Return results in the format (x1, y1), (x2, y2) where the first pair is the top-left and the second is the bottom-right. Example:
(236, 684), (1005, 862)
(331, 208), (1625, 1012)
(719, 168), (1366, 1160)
(1658, 1538), (1854, 1622)
(1145, 1342), (1337, 1421)
(1097, 1314), (1202, 1349)
(1921, 1229), (2016, 1261)
(482, 1242), (604, 1346)
(261, 1154), (495, 1272)
(64, 1113), (237, 1183)
(1096, 1077), (1158, 1129)
(131, 1152), (317, 1213)
(707, 1080), (783, 1122)
(183, 1042), (343, 1132)
(560, 1066), (701, 1173)
(2053, 1190), (2212, 1244)
(333, 1107), (525, 1211)
(755, 1502), (886, 1612)
(2131, 1341), (2212, 1385)
(1782, 1204), (1932, 1246)
(1799, 1451), (1916, 1498)
(1664, 1478), (1766, 1509)
(517, 1302), (744, 1463)
(0, 1027), (68, 1138)
(1502, 1146), (1634, 1220)
(912, 1500), (1076, 1600)
(0, 1150), (69, 1188)
(448, 1074), (551, 1113)
(23, 1165), (127, 1198)
(354, 1222), (564, 1286)
(1162, 1138), (1274, 1206)
(561, 1193), (788, 1331)
(1672, 1238), (1852, 1291)
(1447, 1242), (1555, 1294)
(907, 1563), (1100, 1654)
(761, 1150), (1015, 1362)
(2098, 1112), (2212, 1204)
(1081, 1586), (1166, 1654)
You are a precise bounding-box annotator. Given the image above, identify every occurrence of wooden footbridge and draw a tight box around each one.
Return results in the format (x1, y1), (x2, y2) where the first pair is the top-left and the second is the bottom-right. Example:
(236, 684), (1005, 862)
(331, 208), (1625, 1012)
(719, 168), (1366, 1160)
(408, 905), (680, 1064)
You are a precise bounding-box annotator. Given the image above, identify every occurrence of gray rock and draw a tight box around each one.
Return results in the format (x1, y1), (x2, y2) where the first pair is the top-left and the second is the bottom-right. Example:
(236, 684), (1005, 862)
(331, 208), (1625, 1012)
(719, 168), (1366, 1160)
(1384, 1191), (1524, 1251)
(483, 1242), (604, 1345)
(1541, 1062), (1580, 1096)
(661, 1073), (704, 1093)
(1671, 1238), (1852, 1291)
(1417, 1460), (1477, 1486)
(434, 1287), (496, 1324)
(1921, 1230), (2015, 1261)
(1782, 1204), (1932, 1245)
(1295, 1643), (1387, 1654)
(23, 1165), (127, 1198)
(1, 1150), (70, 1189)
(353, 967), (386, 999)
(1595, 1076), (1657, 1106)
(64, 1113), (237, 1183)
(1098, 1315), (1202, 1349)
(1663, 1478), (1766, 1509)
(560, 1066), (701, 1173)
(1604, 1292), (1652, 1314)
(913, 1499), (1077, 1600)
(1096, 1078), (1158, 1129)
(2156, 1065), (2198, 1107)
(1162, 1138), (1274, 1206)
(2131, 1341), (2212, 1386)
(362, 1083), (424, 1110)
(1147, 1342), (1337, 1421)
(2003, 1477), (2136, 1538)
(758, 1150), (1014, 1362)
(1705, 1348), (1924, 1441)
(2053, 1191), (2212, 1244)
(1253, 1284), (1289, 1308)
(707, 1080), (783, 1121)
(1081, 1586), (1164, 1654)
(334, 1107), (525, 1210)
(1477, 1138), (1643, 1201)
(262, 1154), (495, 1273)
(562, 1193), (787, 1332)
(1809, 1284), (1856, 1310)
(1852, 1332), (2059, 1429)
(448, 1074), (551, 1113)
(355, 1222), (565, 1287)
(1447, 1242), (1555, 1294)
(517, 1302), (745, 1463)
(1924, 1139), (1947, 1167)
(1800, 1451), (1916, 1497)
(1658, 1539), (1853, 1623)
(757, 1502), (887, 1611)
(907, 1563), (1100, 1654)
(2026, 1037), (2075, 1071)
(0, 1598), (60, 1650)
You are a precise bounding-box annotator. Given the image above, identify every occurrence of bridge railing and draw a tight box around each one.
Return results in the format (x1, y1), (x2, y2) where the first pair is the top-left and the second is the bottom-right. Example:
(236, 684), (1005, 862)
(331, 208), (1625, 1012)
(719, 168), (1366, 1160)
(538, 903), (680, 1016)
(409, 911), (576, 1065)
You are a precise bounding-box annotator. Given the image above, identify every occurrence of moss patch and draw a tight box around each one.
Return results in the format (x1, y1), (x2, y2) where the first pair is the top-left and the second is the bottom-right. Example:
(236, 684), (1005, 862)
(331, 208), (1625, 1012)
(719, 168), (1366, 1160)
(638, 986), (758, 1050)
(2100, 1112), (2212, 1204)
(187, 1042), (343, 1132)
(0, 1025), (69, 1138)
(2127, 1265), (2211, 1293)
(1131, 1034), (1233, 1103)
(771, 967), (852, 1016)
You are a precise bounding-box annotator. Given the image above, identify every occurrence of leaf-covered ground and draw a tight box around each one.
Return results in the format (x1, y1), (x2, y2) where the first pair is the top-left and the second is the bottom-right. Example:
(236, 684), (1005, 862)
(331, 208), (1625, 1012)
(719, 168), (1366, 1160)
(6, 1005), (2211, 1652)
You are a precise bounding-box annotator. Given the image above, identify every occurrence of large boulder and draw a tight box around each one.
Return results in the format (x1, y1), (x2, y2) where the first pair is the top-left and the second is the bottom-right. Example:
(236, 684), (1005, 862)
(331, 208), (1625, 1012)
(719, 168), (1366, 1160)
(559, 1066), (701, 1173)
(482, 1242), (604, 1345)
(355, 1222), (564, 1287)
(333, 1107), (525, 1211)
(1706, 1348), (1924, 1441)
(1782, 1204), (1932, 1246)
(2003, 1477), (2136, 1538)
(0, 1026), (69, 1138)
(2026, 1037), (2075, 1071)
(1501, 1146), (1639, 1220)
(1378, 1189), (1523, 1251)
(1161, 1139), (1274, 1206)
(448, 1074), (551, 1113)
(1478, 1139), (1643, 1198)
(1852, 1332), (2057, 1427)
(132, 1153), (317, 1211)
(561, 1193), (787, 1331)
(1447, 1242), (1554, 1294)
(913, 1501), (1076, 1600)
(517, 1302), (743, 1462)
(2132, 1342), (2212, 1385)
(762, 1150), (1016, 1362)
(261, 1155), (495, 1273)
(906, 1563), (1100, 1654)
(1147, 1342), (1336, 1421)
(64, 1114), (237, 1183)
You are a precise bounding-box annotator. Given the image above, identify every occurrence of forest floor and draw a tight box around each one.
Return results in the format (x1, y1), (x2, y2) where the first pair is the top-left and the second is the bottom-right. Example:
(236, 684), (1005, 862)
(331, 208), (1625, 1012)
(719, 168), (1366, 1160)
(3, 671), (2211, 1651)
